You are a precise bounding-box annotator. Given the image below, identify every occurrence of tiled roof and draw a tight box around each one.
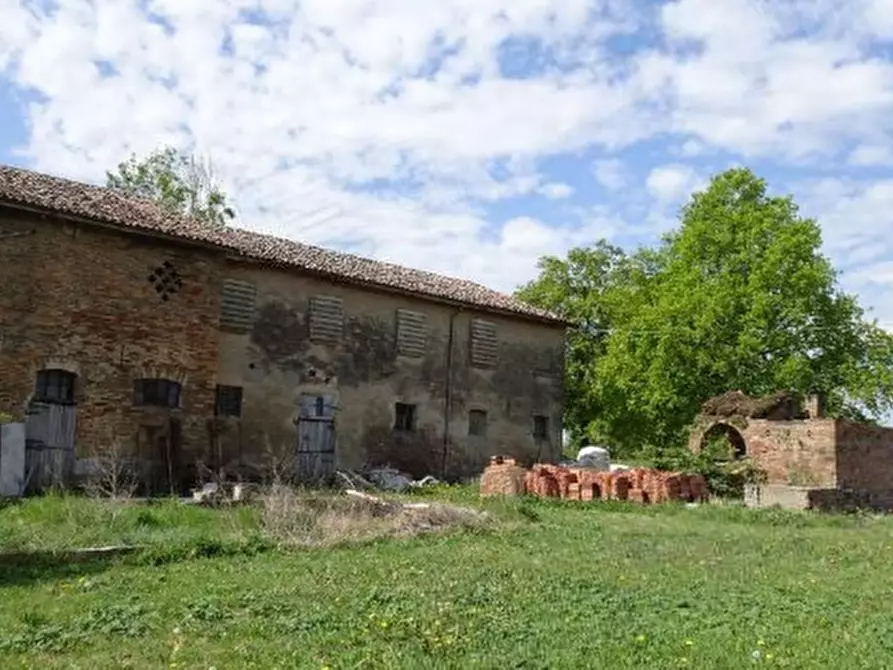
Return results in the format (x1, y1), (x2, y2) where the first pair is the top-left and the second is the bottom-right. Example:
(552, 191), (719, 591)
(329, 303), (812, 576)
(0, 164), (564, 325)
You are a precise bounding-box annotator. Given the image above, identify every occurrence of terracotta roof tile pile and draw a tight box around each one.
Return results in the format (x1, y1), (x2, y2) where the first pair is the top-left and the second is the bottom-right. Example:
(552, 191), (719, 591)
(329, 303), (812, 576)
(0, 164), (563, 324)
(479, 457), (709, 504)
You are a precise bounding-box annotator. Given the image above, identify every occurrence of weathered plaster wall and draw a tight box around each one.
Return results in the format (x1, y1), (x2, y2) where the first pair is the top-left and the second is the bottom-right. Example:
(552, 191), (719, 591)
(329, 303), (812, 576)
(217, 262), (565, 479)
(834, 420), (893, 494)
(0, 210), (222, 489)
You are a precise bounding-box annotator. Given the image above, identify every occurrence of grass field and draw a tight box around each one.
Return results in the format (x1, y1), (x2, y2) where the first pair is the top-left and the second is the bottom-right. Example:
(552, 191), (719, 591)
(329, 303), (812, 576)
(2, 490), (893, 669)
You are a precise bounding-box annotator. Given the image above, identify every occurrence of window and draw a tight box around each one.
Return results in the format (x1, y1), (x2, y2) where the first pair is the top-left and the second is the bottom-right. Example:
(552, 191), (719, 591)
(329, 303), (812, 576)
(533, 415), (549, 441)
(309, 295), (344, 343)
(147, 260), (183, 301)
(34, 369), (76, 405)
(470, 319), (498, 369)
(394, 403), (416, 432)
(133, 379), (182, 409)
(396, 309), (427, 357)
(215, 385), (243, 417)
(220, 279), (257, 333)
(469, 409), (488, 437)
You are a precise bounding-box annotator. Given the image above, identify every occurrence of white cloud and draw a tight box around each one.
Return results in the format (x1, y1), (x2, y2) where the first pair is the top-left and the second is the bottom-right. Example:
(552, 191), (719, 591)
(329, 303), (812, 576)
(539, 182), (575, 199)
(1, 0), (893, 306)
(849, 144), (893, 166)
(592, 159), (628, 191)
(645, 163), (702, 203)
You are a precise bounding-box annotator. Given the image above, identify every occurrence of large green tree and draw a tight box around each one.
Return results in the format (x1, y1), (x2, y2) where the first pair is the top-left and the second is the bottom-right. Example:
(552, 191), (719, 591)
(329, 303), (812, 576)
(106, 146), (236, 226)
(519, 168), (893, 456)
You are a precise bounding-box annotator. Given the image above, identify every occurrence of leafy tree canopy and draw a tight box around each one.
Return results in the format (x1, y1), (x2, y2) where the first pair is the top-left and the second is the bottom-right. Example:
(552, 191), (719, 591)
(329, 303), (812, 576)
(106, 146), (236, 226)
(518, 168), (893, 457)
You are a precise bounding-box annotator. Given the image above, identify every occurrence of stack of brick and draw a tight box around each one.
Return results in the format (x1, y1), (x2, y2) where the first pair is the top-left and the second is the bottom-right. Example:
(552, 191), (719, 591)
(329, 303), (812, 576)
(479, 458), (709, 505)
(479, 456), (528, 497)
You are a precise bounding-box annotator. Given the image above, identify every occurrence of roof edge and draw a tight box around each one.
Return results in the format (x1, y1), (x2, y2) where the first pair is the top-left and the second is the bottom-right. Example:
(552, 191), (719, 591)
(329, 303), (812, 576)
(1, 198), (570, 327)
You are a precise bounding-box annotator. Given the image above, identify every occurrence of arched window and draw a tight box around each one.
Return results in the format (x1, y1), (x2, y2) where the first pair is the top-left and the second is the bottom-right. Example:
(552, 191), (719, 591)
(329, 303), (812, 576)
(34, 369), (77, 405)
(133, 379), (182, 409)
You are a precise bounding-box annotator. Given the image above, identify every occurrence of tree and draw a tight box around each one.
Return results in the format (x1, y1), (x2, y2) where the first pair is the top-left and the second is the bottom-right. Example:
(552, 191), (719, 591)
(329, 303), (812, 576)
(106, 146), (236, 226)
(518, 168), (893, 456)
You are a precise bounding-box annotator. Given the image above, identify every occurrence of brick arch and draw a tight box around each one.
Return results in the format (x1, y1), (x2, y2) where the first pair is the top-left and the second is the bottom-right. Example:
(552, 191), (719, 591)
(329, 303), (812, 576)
(693, 421), (748, 459)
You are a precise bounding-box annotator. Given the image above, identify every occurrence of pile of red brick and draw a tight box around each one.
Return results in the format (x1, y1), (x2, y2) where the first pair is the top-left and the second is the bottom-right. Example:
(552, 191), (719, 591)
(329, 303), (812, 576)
(480, 457), (709, 504)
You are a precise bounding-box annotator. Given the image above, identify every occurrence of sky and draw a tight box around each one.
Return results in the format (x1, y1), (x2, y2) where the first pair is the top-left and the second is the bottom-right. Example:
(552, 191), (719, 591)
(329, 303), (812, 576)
(1, 0), (893, 325)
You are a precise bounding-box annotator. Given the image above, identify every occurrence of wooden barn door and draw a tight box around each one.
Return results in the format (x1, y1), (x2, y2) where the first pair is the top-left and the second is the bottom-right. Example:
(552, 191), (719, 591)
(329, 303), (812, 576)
(25, 401), (77, 491)
(296, 394), (336, 484)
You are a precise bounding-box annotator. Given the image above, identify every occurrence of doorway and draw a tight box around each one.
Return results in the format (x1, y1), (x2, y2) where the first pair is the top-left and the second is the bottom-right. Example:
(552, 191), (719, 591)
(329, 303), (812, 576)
(295, 394), (336, 484)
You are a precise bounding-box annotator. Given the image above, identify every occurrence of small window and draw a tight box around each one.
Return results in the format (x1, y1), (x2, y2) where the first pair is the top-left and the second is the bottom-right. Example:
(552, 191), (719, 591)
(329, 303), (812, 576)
(134, 379), (181, 409)
(34, 369), (76, 405)
(469, 409), (488, 437)
(394, 403), (416, 432)
(533, 415), (549, 441)
(215, 385), (243, 417)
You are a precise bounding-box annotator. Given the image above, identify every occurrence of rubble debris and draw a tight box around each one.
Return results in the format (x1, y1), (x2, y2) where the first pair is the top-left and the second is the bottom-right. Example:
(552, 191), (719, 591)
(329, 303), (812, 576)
(701, 390), (803, 420)
(337, 468), (441, 493)
(479, 458), (710, 505)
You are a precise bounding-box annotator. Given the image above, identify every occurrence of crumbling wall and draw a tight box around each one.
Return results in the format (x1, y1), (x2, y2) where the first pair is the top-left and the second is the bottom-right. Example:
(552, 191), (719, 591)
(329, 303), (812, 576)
(834, 420), (893, 495)
(741, 419), (837, 487)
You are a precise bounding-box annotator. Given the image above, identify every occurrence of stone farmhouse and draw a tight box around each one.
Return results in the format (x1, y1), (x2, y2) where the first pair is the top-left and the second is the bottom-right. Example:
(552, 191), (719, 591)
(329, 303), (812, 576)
(0, 165), (566, 494)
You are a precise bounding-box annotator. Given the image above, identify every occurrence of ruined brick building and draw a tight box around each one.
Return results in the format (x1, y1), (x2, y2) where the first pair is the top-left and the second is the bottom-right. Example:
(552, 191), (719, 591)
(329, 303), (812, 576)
(690, 392), (893, 510)
(0, 165), (566, 493)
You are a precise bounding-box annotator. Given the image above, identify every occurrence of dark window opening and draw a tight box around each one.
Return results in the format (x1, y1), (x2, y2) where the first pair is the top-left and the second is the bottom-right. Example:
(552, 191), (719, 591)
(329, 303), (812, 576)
(147, 260), (184, 302)
(315, 396), (326, 417)
(134, 378), (182, 409)
(469, 409), (488, 437)
(34, 369), (76, 405)
(394, 403), (417, 432)
(533, 415), (549, 441)
(215, 385), (243, 418)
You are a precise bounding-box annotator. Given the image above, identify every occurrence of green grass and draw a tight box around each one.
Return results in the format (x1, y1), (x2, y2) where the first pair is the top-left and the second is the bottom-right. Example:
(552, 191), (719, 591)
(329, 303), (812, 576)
(2, 491), (893, 668)
(0, 493), (262, 553)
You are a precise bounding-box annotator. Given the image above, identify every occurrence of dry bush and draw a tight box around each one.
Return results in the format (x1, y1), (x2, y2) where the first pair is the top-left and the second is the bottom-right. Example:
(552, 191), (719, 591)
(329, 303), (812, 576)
(259, 437), (299, 487)
(259, 487), (488, 548)
(82, 440), (138, 499)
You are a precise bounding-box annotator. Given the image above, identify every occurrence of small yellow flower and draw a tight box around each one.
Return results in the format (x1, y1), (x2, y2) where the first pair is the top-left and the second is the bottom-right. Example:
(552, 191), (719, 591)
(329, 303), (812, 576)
(684, 639), (694, 647)
(635, 634), (647, 643)
(766, 653), (774, 660)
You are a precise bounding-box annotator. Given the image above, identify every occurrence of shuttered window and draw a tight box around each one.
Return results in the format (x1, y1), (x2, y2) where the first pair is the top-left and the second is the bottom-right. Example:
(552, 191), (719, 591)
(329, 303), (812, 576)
(396, 309), (427, 358)
(309, 295), (344, 343)
(220, 279), (257, 333)
(469, 318), (498, 369)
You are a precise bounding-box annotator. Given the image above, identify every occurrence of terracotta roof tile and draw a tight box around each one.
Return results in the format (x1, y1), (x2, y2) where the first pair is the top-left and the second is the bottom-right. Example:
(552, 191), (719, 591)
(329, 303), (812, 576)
(0, 164), (564, 324)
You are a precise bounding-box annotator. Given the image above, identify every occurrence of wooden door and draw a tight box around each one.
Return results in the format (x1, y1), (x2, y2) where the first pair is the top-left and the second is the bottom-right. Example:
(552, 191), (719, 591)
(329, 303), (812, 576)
(296, 394), (336, 484)
(24, 402), (77, 491)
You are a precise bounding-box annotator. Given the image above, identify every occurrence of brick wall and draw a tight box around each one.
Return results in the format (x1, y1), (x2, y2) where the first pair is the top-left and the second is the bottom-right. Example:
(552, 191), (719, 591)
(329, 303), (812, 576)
(0, 209), (222, 489)
(834, 420), (893, 494)
(742, 419), (837, 487)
